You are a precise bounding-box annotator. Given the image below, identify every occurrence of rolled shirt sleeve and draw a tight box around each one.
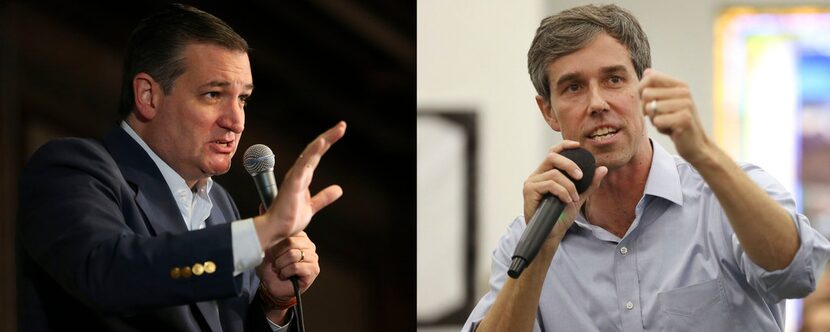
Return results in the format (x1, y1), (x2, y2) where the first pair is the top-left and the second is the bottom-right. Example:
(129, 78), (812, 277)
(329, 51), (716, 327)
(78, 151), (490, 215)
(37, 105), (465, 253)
(730, 164), (830, 303)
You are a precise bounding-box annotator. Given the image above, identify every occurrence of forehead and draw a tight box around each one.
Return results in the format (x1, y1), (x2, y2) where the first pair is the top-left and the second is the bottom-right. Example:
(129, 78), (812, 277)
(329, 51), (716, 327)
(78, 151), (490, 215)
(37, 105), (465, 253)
(546, 33), (635, 83)
(178, 43), (253, 88)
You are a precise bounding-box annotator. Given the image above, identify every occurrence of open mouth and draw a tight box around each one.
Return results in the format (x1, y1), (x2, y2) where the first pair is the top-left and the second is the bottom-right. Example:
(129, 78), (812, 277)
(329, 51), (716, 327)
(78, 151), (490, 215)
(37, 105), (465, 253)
(587, 126), (619, 141)
(210, 138), (235, 153)
(213, 139), (233, 147)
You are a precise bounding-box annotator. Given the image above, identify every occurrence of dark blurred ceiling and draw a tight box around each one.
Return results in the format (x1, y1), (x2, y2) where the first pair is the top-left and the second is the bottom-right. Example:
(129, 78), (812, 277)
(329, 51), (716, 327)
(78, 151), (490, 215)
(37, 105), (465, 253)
(2, 0), (415, 330)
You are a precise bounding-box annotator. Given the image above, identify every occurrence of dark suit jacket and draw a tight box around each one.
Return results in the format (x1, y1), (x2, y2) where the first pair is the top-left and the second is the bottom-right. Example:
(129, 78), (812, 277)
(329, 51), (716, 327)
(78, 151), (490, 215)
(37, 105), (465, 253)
(17, 127), (289, 331)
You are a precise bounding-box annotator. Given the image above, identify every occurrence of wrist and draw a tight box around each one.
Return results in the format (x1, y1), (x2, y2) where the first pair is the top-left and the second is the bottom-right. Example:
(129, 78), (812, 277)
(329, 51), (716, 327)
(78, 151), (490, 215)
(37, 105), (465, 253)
(264, 307), (289, 327)
(259, 281), (297, 310)
(253, 215), (286, 252)
(683, 140), (719, 168)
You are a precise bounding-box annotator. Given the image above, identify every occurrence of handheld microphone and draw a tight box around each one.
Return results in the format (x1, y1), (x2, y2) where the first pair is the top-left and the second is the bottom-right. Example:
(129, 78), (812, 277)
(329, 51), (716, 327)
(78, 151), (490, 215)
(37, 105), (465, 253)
(508, 148), (595, 279)
(243, 144), (277, 208)
(242, 144), (306, 332)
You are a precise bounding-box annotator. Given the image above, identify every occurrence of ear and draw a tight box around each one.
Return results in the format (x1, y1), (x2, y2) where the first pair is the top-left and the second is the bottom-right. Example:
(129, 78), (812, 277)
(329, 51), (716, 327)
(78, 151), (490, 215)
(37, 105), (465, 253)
(132, 73), (162, 121)
(535, 95), (561, 132)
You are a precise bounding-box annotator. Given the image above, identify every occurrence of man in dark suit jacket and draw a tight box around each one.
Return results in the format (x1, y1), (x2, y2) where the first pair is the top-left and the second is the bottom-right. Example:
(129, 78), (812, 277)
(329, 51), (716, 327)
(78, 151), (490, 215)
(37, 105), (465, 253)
(17, 4), (346, 331)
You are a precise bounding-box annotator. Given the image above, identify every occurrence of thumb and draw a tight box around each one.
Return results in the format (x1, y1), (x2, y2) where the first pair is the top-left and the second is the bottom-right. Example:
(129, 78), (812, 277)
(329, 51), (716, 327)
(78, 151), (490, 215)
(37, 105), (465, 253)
(310, 185), (344, 214)
(579, 166), (607, 206)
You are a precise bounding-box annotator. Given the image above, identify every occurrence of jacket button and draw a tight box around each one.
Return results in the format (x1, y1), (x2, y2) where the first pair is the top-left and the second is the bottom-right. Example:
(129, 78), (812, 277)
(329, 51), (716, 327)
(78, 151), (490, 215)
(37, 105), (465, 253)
(193, 263), (205, 276)
(170, 267), (181, 279)
(204, 261), (216, 274)
(181, 266), (192, 278)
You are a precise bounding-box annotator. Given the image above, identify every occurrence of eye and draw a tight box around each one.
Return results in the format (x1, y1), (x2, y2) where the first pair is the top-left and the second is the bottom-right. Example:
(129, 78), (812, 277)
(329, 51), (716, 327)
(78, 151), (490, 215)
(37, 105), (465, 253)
(239, 95), (250, 107)
(205, 91), (220, 99)
(565, 83), (581, 93)
(608, 76), (623, 85)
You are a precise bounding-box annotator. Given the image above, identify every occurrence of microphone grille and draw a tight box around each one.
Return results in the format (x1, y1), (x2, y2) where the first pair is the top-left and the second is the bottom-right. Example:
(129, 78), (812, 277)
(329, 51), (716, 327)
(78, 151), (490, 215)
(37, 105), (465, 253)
(243, 144), (275, 175)
(560, 148), (596, 194)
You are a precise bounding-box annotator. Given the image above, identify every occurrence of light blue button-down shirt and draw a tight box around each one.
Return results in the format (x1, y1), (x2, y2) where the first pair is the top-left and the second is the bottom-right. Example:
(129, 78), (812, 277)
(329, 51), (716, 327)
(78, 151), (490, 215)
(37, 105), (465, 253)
(464, 141), (830, 331)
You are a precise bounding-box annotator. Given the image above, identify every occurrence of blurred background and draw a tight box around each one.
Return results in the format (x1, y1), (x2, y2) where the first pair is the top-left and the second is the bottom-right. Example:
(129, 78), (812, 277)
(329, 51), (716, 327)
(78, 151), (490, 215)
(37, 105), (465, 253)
(0, 1), (415, 331)
(418, 1), (830, 331)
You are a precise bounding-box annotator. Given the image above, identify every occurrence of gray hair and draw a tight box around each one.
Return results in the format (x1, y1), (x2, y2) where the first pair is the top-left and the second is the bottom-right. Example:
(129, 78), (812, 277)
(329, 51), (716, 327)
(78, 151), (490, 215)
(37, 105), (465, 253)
(528, 4), (651, 101)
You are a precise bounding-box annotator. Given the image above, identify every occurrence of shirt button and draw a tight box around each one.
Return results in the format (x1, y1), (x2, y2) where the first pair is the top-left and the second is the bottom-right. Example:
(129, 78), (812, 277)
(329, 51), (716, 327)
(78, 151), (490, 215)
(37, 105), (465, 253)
(625, 301), (634, 310)
(619, 246), (629, 255)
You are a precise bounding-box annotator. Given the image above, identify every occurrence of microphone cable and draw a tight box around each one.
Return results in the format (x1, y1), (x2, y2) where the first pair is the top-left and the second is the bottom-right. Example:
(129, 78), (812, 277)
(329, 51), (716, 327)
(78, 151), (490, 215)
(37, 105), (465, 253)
(291, 277), (305, 332)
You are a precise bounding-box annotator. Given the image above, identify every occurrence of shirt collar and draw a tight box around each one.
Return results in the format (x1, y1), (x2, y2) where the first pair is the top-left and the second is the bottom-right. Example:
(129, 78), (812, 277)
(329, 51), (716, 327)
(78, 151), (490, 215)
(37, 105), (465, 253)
(644, 139), (683, 206)
(121, 121), (213, 205)
(572, 139), (683, 236)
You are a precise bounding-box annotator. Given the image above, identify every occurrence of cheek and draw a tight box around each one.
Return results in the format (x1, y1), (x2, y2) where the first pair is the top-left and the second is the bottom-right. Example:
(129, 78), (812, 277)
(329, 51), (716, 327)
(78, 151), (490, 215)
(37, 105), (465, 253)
(607, 91), (641, 118)
(623, 87), (640, 106)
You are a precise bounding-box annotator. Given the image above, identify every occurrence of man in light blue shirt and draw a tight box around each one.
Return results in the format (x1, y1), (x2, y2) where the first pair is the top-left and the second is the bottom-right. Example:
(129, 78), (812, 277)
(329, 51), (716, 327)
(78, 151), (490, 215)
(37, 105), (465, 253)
(465, 4), (830, 331)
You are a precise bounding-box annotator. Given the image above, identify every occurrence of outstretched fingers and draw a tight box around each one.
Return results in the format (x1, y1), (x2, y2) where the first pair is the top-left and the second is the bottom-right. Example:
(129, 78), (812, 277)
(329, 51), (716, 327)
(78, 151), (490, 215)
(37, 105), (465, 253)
(283, 121), (346, 192)
(310, 185), (344, 214)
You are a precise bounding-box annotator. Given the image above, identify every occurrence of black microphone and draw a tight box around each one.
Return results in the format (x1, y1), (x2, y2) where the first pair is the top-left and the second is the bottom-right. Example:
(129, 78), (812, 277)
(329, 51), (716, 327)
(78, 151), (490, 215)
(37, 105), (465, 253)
(243, 144), (277, 208)
(508, 148), (595, 279)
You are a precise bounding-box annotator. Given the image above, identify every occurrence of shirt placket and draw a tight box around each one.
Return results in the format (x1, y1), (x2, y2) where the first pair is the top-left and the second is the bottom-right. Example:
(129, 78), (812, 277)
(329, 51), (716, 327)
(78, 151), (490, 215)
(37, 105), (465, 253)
(614, 202), (645, 332)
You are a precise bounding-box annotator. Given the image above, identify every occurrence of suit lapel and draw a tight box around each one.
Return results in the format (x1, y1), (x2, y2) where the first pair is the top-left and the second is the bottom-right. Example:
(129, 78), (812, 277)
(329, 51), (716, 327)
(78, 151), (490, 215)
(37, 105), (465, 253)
(204, 208), (220, 227)
(103, 127), (187, 235)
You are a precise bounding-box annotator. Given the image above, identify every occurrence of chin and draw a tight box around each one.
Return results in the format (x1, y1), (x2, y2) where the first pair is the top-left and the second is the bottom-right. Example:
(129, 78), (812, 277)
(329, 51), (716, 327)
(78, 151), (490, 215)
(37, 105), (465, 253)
(597, 152), (633, 170)
(203, 162), (232, 177)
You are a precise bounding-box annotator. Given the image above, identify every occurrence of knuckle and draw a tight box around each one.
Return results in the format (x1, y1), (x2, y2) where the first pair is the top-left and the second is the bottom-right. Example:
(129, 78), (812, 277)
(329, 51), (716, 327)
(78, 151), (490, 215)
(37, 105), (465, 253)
(565, 181), (577, 192)
(552, 184), (568, 196)
(522, 185), (532, 196)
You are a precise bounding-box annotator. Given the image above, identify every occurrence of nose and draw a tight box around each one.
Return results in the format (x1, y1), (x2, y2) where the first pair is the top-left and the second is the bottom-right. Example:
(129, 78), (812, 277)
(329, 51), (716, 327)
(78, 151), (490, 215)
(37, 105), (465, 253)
(587, 82), (610, 115)
(219, 99), (245, 133)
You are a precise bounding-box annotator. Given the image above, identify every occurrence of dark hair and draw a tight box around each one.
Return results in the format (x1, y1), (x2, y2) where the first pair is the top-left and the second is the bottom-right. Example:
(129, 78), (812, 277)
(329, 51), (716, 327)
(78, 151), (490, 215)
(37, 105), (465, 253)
(117, 3), (249, 118)
(527, 4), (651, 102)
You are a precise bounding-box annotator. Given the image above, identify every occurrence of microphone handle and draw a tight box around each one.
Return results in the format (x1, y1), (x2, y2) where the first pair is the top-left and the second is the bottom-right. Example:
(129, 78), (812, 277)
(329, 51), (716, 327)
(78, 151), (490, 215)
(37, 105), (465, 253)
(253, 171), (278, 208)
(508, 195), (567, 278)
(254, 169), (300, 281)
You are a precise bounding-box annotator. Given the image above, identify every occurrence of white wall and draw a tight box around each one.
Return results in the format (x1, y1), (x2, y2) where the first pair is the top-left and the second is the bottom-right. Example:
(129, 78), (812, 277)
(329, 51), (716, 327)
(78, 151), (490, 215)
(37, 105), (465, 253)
(417, 0), (549, 299)
(417, 0), (822, 328)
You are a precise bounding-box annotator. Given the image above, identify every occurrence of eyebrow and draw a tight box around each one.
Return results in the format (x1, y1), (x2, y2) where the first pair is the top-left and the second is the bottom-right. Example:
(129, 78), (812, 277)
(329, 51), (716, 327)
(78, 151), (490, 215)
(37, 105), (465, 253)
(554, 65), (630, 89)
(600, 65), (628, 76)
(199, 81), (255, 91)
(554, 72), (582, 89)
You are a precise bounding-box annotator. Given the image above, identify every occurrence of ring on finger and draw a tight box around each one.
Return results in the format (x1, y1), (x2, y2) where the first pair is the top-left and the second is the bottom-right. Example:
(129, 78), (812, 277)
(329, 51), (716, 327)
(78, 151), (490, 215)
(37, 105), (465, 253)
(649, 99), (658, 115)
(298, 249), (305, 263)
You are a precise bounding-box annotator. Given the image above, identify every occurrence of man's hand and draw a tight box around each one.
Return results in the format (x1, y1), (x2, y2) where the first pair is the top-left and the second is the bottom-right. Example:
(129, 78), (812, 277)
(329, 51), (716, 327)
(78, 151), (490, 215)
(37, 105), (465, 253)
(254, 121), (346, 250)
(256, 231), (319, 324)
(522, 140), (607, 241)
(638, 68), (713, 165)
(257, 231), (319, 298)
